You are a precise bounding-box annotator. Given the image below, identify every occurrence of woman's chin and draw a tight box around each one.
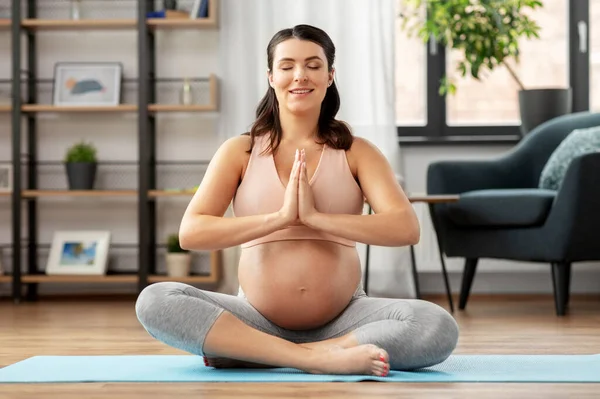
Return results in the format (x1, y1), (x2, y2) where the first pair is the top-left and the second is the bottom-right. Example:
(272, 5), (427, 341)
(285, 103), (319, 116)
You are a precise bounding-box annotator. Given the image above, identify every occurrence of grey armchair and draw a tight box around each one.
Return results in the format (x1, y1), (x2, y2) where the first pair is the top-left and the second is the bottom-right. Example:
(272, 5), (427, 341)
(427, 111), (600, 316)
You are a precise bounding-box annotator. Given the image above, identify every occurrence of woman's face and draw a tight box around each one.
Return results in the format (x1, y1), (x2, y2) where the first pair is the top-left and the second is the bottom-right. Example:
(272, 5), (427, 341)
(268, 38), (334, 115)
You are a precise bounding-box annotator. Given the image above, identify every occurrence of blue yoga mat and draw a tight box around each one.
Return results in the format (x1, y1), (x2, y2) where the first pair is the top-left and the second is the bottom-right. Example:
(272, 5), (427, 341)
(1, 354), (599, 383)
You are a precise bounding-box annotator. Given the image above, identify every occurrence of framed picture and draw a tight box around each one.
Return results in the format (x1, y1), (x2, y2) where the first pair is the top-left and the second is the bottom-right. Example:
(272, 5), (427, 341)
(52, 62), (123, 107)
(0, 164), (12, 193)
(45, 231), (111, 275)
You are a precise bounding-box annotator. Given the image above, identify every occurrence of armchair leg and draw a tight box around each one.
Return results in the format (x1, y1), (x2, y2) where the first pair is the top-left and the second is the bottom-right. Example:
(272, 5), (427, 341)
(459, 258), (479, 310)
(551, 262), (571, 316)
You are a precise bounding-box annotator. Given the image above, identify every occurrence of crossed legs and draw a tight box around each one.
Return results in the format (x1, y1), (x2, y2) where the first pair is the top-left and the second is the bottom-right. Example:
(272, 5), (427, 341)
(135, 282), (459, 375)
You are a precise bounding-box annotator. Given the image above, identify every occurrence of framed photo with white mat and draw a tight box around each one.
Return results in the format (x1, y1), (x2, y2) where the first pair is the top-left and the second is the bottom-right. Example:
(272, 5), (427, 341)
(45, 231), (111, 275)
(0, 164), (12, 193)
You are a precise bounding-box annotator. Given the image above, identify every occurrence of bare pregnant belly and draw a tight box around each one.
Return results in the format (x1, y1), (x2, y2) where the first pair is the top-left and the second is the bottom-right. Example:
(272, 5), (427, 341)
(237, 240), (362, 330)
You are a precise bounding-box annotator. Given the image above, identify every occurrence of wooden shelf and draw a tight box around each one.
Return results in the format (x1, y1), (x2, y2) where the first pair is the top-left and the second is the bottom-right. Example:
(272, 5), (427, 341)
(22, 190), (138, 198)
(22, 104), (137, 113)
(0, 20), (10, 29)
(21, 274), (137, 284)
(0, 276), (11, 283)
(148, 0), (218, 29)
(20, 0), (217, 30)
(149, 250), (221, 284)
(149, 73), (219, 112)
(0, 192), (12, 197)
(148, 274), (218, 284)
(149, 190), (196, 197)
(147, 18), (217, 29)
(0, 105), (11, 112)
(22, 19), (137, 30)
(148, 104), (216, 112)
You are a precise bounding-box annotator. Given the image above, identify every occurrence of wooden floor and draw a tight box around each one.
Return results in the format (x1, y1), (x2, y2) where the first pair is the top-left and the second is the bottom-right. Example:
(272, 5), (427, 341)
(1, 293), (600, 398)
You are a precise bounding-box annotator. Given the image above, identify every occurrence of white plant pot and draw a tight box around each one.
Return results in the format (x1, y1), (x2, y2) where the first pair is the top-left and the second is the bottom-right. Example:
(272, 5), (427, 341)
(166, 253), (191, 277)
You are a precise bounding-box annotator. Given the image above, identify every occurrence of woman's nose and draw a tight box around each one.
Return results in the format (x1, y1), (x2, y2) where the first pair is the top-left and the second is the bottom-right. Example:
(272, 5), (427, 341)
(294, 69), (308, 82)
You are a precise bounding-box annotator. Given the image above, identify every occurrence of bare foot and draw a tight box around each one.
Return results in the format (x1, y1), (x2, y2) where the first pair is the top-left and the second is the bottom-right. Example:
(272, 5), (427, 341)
(301, 333), (360, 351)
(307, 344), (390, 376)
(203, 356), (274, 369)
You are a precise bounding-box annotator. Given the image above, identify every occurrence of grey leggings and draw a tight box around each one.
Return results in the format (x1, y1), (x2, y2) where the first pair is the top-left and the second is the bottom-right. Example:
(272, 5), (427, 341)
(135, 281), (459, 371)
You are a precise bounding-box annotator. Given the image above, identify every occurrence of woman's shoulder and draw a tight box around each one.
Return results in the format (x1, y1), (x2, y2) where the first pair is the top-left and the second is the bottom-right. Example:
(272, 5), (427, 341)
(218, 134), (253, 155)
(345, 136), (387, 172)
(347, 136), (382, 157)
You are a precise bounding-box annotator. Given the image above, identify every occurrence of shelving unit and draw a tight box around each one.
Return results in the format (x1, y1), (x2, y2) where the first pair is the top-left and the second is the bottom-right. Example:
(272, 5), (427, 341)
(21, 190), (139, 198)
(7, 0), (221, 303)
(22, 19), (137, 30)
(21, 104), (138, 113)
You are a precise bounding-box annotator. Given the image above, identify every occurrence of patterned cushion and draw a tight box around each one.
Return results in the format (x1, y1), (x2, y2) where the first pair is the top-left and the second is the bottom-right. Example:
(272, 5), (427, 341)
(539, 125), (600, 190)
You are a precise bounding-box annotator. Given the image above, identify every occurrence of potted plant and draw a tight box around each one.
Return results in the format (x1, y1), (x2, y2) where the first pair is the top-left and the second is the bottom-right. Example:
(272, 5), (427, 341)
(64, 141), (97, 190)
(166, 233), (191, 277)
(399, 0), (571, 135)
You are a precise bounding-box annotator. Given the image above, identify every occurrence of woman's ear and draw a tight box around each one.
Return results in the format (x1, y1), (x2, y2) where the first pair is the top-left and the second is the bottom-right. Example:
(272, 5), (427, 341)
(329, 68), (335, 86)
(267, 69), (274, 88)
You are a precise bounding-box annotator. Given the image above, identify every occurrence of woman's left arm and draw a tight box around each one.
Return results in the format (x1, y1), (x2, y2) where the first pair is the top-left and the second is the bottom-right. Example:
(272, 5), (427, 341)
(301, 138), (420, 247)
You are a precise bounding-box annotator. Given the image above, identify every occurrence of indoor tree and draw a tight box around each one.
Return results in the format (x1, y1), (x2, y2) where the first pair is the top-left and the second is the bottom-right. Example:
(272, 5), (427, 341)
(398, 0), (543, 95)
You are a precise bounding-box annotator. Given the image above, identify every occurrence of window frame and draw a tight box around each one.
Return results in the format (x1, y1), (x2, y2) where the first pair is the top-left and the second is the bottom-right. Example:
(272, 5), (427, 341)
(397, 0), (590, 145)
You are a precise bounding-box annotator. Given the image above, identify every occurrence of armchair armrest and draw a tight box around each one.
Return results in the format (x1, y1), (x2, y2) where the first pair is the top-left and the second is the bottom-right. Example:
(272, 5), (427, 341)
(545, 152), (600, 255)
(427, 155), (532, 195)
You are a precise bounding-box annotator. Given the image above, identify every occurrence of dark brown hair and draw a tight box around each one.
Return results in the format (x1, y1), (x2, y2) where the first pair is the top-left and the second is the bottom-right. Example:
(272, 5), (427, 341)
(246, 24), (353, 154)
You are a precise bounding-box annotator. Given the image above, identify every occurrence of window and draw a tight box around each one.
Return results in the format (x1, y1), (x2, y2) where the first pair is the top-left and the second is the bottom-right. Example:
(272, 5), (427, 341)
(396, 0), (591, 142)
(592, 0), (600, 111)
(446, 0), (568, 126)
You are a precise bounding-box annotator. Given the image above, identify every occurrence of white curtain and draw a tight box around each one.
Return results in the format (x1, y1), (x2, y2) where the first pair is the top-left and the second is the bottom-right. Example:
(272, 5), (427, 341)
(217, 0), (415, 299)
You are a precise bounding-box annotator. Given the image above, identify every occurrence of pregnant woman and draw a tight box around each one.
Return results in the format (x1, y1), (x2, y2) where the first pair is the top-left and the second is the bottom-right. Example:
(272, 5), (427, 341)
(135, 24), (459, 377)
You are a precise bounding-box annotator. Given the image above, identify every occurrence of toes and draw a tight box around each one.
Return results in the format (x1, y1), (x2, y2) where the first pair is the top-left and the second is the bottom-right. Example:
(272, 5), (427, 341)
(373, 363), (389, 377)
(378, 349), (389, 364)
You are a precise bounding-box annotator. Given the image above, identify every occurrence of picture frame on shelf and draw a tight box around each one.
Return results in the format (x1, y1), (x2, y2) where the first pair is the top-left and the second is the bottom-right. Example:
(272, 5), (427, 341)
(0, 164), (12, 193)
(45, 231), (111, 275)
(52, 62), (123, 107)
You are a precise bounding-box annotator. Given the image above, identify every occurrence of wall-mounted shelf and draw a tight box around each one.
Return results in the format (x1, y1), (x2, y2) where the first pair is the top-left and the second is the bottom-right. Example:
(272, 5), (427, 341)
(148, 104), (216, 112)
(0, 276), (11, 283)
(149, 190), (195, 197)
(147, 18), (217, 29)
(150, 73), (219, 112)
(148, 250), (222, 284)
(21, 105), (138, 113)
(0, 105), (11, 112)
(148, 0), (218, 29)
(22, 190), (138, 198)
(22, 19), (137, 30)
(148, 274), (218, 284)
(0, 20), (10, 29)
(0, 192), (13, 197)
(21, 275), (138, 284)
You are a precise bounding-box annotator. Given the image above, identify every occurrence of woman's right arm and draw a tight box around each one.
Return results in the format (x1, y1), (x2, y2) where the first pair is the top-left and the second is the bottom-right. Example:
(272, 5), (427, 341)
(179, 136), (287, 251)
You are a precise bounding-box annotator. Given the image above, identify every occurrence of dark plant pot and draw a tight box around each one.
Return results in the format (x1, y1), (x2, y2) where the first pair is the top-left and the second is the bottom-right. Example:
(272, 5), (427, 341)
(164, 0), (177, 10)
(65, 162), (97, 190)
(518, 88), (572, 135)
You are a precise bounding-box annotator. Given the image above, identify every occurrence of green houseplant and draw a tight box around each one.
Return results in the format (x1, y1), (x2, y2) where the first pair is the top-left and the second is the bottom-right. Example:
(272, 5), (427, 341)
(399, 0), (572, 134)
(166, 233), (191, 277)
(64, 141), (98, 190)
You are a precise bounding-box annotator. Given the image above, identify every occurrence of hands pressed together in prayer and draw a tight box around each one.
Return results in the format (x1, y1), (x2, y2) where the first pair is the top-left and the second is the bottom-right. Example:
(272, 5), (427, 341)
(278, 149), (318, 227)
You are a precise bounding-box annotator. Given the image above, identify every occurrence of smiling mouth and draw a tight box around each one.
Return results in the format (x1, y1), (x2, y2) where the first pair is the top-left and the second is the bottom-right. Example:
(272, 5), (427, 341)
(289, 89), (314, 94)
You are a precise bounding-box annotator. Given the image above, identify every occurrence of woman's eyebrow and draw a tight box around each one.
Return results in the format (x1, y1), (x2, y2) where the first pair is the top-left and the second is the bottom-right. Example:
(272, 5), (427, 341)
(277, 56), (323, 63)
